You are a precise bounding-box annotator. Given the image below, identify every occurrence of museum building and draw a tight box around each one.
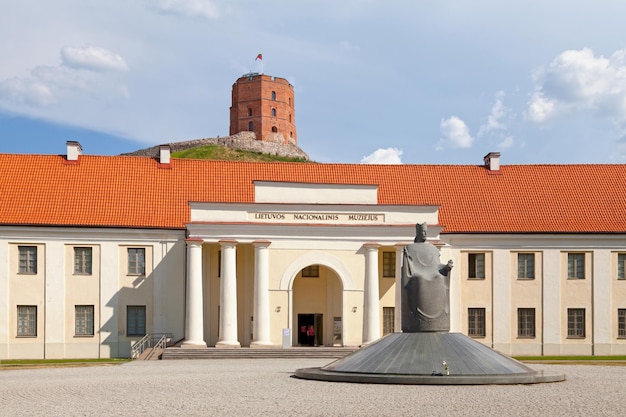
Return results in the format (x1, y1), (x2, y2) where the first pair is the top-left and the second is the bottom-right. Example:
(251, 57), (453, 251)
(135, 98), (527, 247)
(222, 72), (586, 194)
(1, 73), (626, 359)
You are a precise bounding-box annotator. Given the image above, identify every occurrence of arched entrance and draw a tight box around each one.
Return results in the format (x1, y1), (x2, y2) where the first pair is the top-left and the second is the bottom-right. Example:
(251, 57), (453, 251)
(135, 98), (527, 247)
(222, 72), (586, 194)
(293, 264), (343, 346)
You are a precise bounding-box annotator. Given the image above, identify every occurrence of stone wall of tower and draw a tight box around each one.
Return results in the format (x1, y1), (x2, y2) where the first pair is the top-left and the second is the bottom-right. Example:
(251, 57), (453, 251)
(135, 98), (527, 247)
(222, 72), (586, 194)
(229, 74), (297, 145)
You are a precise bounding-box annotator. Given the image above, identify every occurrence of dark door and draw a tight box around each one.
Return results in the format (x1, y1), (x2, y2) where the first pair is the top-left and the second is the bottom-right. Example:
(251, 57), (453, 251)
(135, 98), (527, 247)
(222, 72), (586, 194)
(297, 314), (314, 346)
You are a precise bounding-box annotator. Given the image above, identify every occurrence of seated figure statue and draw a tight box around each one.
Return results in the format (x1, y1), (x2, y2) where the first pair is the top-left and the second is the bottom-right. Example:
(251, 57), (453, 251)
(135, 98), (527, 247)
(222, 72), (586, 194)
(401, 223), (453, 332)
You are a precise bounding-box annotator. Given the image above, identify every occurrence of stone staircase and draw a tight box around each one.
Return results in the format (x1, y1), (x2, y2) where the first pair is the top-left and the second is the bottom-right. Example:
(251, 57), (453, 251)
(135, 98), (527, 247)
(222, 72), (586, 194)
(160, 346), (359, 360)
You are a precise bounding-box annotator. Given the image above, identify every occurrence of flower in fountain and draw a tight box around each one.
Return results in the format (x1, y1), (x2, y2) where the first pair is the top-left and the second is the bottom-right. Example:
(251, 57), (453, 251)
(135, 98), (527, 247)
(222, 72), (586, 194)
(442, 360), (450, 375)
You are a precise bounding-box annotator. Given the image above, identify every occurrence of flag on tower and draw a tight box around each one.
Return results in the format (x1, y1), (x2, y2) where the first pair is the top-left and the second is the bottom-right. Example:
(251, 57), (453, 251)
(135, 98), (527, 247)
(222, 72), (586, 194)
(255, 53), (263, 61)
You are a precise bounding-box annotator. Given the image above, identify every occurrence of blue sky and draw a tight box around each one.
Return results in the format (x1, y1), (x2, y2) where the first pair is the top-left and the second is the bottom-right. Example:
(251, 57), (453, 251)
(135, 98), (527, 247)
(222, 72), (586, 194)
(2, 1), (626, 164)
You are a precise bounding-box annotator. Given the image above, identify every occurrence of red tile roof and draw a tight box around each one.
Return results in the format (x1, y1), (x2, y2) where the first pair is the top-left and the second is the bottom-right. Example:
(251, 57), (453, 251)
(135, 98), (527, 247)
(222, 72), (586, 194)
(1, 154), (625, 233)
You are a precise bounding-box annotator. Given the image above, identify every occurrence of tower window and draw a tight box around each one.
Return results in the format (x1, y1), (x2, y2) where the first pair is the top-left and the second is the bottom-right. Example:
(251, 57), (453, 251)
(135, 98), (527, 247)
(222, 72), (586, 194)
(249, 121), (254, 131)
(289, 114), (292, 123)
(248, 108), (252, 116)
(271, 91), (276, 100)
(271, 126), (278, 132)
(271, 108), (276, 117)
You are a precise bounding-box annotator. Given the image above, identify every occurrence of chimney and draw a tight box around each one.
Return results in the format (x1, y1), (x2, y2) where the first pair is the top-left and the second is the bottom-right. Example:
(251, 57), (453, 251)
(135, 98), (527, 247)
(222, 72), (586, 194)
(483, 152), (501, 171)
(66, 141), (82, 161)
(159, 144), (171, 165)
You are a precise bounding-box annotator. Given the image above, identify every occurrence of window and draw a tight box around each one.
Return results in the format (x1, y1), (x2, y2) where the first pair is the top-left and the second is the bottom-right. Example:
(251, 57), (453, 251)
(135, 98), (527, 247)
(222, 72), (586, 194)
(127, 248), (145, 275)
(301, 265), (319, 277)
(289, 114), (292, 123)
(271, 91), (276, 100)
(17, 305), (37, 337)
(517, 308), (536, 338)
(74, 247), (92, 275)
(75, 305), (94, 336)
(468, 253), (485, 279)
(271, 126), (278, 132)
(271, 108), (276, 117)
(18, 246), (37, 274)
(619, 309), (626, 338)
(247, 107), (252, 116)
(468, 308), (486, 337)
(618, 253), (626, 280)
(567, 308), (585, 338)
(248, 121), (254, 131)
(127, 306), (146, 336)
(517, 253), (535, 279)
(568, 253), (585, 279)
(383, 252), (396, 277)
(383, 307), (395, 335)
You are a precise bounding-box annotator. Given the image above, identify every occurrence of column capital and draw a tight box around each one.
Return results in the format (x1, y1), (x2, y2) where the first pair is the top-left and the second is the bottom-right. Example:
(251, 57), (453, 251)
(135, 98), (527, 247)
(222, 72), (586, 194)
(186, 237), (204, 246)
(363, 242), (381, 249)
(219, 239), (238, 248)
(252, 239), (272, 248)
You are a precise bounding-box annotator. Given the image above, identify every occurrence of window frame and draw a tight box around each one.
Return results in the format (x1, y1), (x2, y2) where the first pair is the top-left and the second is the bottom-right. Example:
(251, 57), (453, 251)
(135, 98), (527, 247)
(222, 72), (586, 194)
(618, 309), (626, 339)
(567, 253), (585, 279)
(382, 251), (396, 278)
(75, 305), (95, 336)
(301, 265), (319, 278)
(127, 248), (146, 276)
(618, 253), (626, 280)
(468, 307), (486, 338)
(18, 245), (37, 274)
(517, 253), (535, 280)
(567, 308), (586, 338)
(468, 253), (485, 280)
(126, 305), (146, 337)
(74, 246), (93, 275)
(17, 305), (37, 337)
(517, 308), (536, 338)
(383, 307), (395, 335)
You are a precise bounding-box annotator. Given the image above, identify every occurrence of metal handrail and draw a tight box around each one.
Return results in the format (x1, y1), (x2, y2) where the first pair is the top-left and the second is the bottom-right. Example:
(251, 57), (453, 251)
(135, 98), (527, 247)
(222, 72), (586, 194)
(131, 333), (173, 359)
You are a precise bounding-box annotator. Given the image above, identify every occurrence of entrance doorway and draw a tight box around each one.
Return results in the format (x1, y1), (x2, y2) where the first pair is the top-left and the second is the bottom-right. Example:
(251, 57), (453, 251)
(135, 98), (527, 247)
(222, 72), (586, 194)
(297, 314), (323, 346)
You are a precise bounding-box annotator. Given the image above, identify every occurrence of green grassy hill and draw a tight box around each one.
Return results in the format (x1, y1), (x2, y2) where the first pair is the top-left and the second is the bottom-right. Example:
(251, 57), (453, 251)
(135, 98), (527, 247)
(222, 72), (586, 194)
(172, 145), (310, 162)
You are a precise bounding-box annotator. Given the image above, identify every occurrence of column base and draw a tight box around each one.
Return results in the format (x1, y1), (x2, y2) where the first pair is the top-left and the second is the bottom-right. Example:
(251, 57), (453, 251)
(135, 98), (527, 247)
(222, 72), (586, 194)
(181, 340), (207, 349)
(250, 341), (275, 349)
(216, 341), (241, 349)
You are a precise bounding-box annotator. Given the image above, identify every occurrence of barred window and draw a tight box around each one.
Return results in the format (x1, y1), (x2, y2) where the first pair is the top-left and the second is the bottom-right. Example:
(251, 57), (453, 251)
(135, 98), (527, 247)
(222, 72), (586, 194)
(74, 247), (92, 275)
(618, 253), (626, 280)
(618, 309), (626, 338)
(17, 305), (37, 337)
(18, 246), (37, 274)
(468, 308), (486, 337)
(302, 265), (319, 278)
(127, 306), (146, 337)
(127, 248), (145, 275)
(568, 253), (585, 279)
(518, 253), (535, 279)
(468, 253), (485, 279)
(567, 308), (585, 338)
(517, 308), (536, 338)
(383, 307), (395, 335)
(382, 252), (396, 278)
(75, 305), (94, 336)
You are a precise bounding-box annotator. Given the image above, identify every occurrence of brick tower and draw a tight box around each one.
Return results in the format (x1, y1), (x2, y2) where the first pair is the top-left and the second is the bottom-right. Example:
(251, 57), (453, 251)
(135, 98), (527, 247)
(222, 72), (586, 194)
(229, 73), (297, 145)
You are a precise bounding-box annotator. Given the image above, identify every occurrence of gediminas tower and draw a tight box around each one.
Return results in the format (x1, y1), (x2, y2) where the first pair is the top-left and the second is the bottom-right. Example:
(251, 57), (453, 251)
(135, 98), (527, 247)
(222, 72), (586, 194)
(229, 73), (297, 145)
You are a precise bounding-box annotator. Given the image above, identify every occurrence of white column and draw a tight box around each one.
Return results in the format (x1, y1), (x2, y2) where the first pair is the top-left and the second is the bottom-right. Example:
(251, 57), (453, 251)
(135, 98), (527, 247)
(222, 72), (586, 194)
(543, 249), (561, 355)
(251, 240), (272, 347)
(593, 250), (611, 355)
(362, 243), (381, 344)
(182, 239), (206, 348)
(217, 240), (240, 348)
(181, 239), (206, 348)
(394, 244), (406, 332)
(492, 249), (511, 354)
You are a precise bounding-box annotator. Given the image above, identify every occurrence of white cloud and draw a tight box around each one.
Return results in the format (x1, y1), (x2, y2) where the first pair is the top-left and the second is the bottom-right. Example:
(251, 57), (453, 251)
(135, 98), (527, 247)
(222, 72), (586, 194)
(61, 45), (129, 72)
(478, 91), (508, 136)
(498, 136), (514, 149)
(526, 47), (626, 123)
(338, 41), (360, 51)
(437, 116), (474, 150)
(360, 147), (403, 164)
(0, 77), (56, 107)
(147, 0), (219, 20)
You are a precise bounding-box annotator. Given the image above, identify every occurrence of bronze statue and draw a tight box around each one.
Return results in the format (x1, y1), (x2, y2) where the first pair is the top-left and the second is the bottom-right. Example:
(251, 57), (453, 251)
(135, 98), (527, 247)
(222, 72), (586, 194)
(401, 223), (453, 332)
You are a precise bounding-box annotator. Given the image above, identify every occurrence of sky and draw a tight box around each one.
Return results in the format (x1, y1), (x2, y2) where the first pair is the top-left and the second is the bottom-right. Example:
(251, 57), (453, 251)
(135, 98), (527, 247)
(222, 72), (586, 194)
(2, 1), (626, 165)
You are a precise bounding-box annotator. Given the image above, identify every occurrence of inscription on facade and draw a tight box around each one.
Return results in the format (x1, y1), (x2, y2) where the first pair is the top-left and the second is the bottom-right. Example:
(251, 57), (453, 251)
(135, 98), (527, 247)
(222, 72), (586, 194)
(249, 212), (383, 223)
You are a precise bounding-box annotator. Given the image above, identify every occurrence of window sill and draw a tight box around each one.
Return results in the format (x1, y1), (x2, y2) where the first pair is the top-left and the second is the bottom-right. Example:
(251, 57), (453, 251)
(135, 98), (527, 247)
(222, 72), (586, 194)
(74, 335), (95, 338)
(469, 335), (486, 339)
(567, 278), (586, 280)
(566, 336), (586, 339)
(16, 335), (37, 338)
(516, 336), (536, 339)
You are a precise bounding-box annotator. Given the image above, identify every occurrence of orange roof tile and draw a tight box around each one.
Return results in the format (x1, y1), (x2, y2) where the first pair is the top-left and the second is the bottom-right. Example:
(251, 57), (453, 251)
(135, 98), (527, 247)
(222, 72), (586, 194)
(1, 154), (625, 233)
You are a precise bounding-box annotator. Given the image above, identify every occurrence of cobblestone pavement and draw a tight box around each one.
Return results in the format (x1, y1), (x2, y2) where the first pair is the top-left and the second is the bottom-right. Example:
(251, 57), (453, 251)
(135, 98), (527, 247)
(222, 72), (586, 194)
(0, 359), (624, 416)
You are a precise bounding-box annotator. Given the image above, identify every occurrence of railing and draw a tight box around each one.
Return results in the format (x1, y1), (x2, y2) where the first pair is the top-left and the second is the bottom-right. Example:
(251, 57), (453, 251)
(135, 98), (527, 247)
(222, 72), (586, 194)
(131, 333), (173, 359)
